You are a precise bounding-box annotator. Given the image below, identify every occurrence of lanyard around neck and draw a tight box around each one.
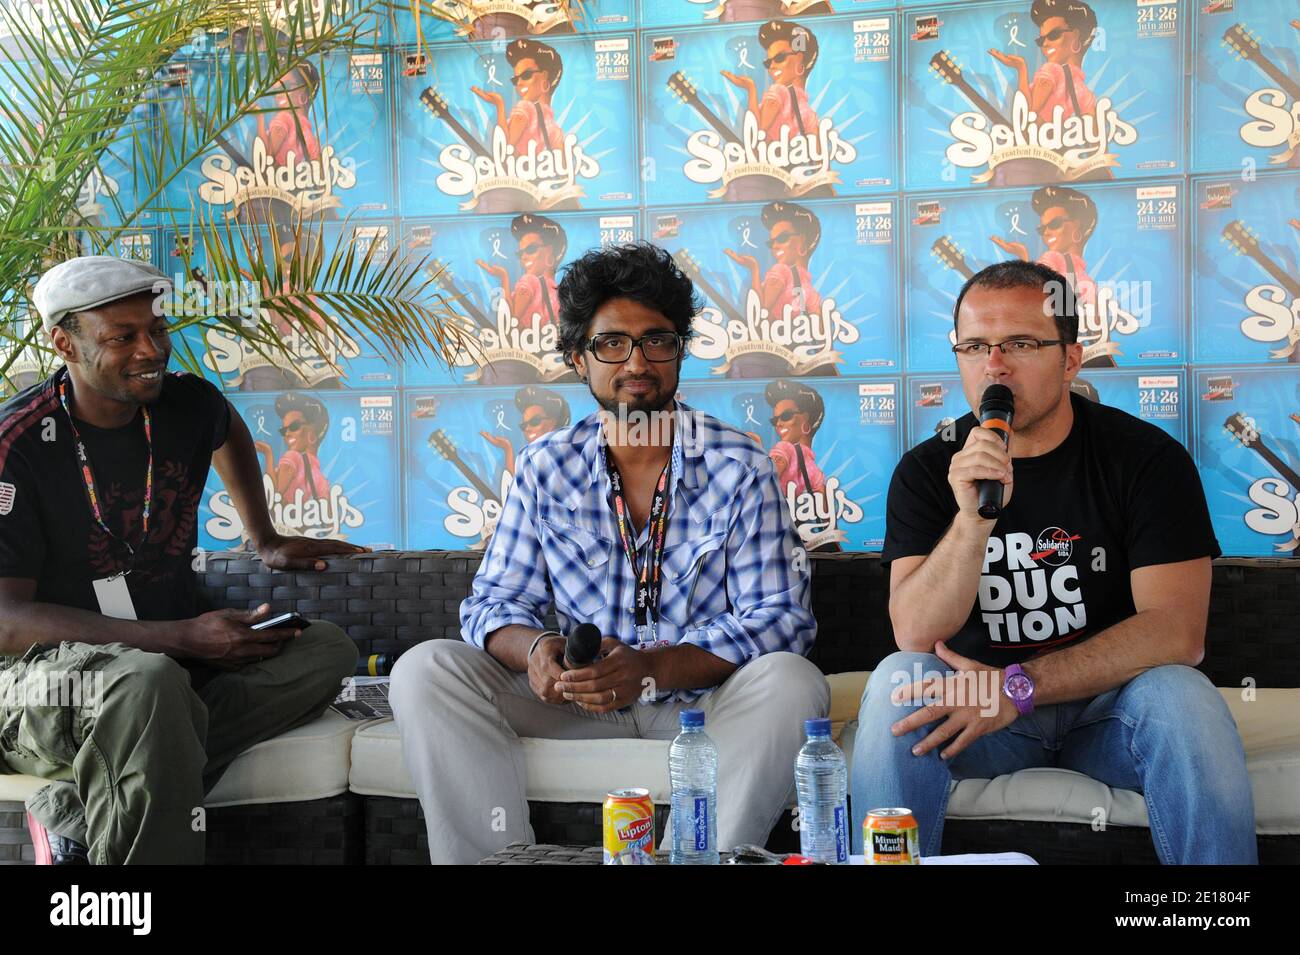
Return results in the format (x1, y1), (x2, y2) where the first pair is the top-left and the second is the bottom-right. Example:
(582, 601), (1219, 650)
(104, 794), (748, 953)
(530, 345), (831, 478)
(606, 451), (671, 629)
(58, 378), (154, 562)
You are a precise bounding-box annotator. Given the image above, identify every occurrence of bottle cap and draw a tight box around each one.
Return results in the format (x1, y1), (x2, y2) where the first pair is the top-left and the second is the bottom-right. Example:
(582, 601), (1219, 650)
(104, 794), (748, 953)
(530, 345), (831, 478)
(680, 709), (705, 728)
(804, 717), (831, 737)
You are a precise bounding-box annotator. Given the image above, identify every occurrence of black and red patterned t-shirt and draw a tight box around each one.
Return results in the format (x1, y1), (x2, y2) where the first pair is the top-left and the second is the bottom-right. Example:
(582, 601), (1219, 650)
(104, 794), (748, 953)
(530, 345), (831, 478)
(0, 367), (230, 621)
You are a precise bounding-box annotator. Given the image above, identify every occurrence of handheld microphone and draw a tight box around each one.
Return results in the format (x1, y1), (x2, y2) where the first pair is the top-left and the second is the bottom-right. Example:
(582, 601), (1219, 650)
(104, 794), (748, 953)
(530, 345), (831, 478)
(976, 384), (1014, 520)
(564, 623), (602, 670)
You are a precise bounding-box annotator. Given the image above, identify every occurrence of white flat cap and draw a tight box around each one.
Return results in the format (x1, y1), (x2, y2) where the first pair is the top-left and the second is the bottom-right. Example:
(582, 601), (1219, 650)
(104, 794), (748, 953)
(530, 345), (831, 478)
(32, 255), (173, 332)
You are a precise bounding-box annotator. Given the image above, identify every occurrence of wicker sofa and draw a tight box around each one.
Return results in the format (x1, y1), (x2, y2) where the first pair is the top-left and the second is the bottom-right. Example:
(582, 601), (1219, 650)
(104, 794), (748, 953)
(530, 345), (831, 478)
(1, 552), (1297, 865)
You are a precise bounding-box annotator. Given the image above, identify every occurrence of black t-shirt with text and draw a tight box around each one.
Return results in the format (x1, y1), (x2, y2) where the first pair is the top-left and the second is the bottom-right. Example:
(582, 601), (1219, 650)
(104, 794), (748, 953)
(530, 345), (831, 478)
(883, 392), (1220, 666)
(0, 368), (230, 621)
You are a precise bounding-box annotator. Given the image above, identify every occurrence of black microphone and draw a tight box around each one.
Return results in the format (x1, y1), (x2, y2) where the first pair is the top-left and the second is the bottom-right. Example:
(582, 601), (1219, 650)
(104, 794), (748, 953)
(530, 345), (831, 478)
(564, 623), (602, 670)
(976, 384), (1014, 520)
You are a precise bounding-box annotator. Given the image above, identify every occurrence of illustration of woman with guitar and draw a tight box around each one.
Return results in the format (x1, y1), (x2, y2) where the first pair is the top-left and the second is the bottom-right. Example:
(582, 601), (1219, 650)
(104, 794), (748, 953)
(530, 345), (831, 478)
(470, 38), (566, 156)
(990, 185), (1098, 310)
(724, 201), (823, 321)
(234, 225), (342, 391)
(255, 392), (333, 510)
(988, 0), (1111, 182)
(750, 379), (840, 552)
(479, 385), (571, 478)
(721, 20), (833, 198)
(714, 1), (833, 23)
(475, 213), (566, 331)
(254, 61), (324, 224)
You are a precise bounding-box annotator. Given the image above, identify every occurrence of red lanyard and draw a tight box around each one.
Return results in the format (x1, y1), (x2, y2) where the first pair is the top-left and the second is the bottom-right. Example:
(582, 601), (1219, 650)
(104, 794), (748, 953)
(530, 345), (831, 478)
(58, 377), (154, 563)
(606, 452), (671, 630)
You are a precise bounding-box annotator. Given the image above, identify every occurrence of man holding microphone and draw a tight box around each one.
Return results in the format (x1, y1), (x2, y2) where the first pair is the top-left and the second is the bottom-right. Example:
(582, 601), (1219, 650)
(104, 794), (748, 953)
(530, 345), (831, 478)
(851, 260), (1256, 864)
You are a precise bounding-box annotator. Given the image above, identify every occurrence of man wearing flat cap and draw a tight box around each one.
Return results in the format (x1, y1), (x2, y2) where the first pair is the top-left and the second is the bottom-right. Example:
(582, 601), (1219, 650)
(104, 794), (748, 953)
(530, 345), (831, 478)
(0, 256), (365, 864)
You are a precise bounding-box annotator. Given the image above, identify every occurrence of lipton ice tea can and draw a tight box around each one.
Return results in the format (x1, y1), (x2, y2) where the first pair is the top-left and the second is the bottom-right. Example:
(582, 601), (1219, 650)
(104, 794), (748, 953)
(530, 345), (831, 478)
(603, 788), (656, 864)
(865, 808), (921, 864)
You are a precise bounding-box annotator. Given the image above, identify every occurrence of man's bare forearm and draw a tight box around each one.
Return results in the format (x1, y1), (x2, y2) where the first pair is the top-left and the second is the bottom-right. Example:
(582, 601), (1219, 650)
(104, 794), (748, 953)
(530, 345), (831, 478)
(1024, 610), (1203, 706)
(890, 515), (993, 651)
(0, 602), (188, 658)
(484, 624), (547, 673)
(646, 644), (737, 693)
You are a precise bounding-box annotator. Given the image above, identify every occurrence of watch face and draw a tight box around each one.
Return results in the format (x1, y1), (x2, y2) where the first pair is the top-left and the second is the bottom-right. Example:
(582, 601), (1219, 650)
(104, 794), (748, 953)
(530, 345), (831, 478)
(1006, 673), (1033, 701)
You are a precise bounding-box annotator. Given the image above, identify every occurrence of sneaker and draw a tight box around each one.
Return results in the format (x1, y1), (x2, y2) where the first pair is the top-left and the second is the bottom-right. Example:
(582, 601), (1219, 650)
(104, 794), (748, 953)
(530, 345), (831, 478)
(26, 812), (89, 865)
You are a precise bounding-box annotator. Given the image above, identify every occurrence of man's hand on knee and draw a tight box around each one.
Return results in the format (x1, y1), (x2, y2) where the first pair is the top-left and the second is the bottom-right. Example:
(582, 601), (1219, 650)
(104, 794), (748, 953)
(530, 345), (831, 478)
(889, 640), (1018, 761)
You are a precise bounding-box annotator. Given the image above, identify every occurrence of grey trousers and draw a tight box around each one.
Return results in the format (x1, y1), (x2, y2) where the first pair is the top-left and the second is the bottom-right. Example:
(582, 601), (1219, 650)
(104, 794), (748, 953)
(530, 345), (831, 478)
(389, 639), (831, 865)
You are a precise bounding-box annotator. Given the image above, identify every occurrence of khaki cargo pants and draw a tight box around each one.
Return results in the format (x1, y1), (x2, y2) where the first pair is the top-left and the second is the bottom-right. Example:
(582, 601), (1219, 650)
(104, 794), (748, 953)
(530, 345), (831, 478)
(0, 622), (356, 864)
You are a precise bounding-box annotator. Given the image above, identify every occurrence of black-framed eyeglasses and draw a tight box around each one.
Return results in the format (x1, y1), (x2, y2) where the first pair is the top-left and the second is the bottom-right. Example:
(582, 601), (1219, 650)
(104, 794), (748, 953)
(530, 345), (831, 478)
(280, 420), (307, 436)
(1035, 26), (1071, 47)
(770, 408), (803, 426)
(511, 68), (543, 86)
(521, 414), (550, 429)
(952, 338), (1068, 360)
(517, 241), (544, 257)
(585, 332), (683, 363)
(767, 230), (798, 249)
(1037, 215), (1069, 235)
(763, 50), (796, 69)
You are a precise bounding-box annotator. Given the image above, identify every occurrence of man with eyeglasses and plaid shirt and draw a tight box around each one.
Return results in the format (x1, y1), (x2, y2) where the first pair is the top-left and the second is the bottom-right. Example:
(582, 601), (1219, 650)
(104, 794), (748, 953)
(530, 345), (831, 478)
(850, 260), (1256, 864)
(390, 242), (827, 865)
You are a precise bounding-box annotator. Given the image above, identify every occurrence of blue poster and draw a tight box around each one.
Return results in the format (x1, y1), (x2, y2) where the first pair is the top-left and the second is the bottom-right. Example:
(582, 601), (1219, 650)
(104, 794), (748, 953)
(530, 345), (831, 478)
(199, 390), (403, 552)
(647, 198), (900, 377)
(677, 377), (901, 551)
(640, 13), (897, 205)
(638, 0), (894, 30)
(155, 48), (394, 226)
(390, 0), (634, 45)
(161, 222), (403, 391)
(1191, 171), (1300, 365)
(905, 370), (1186, 449)
(904, 180), (1186, 372)
(1194, 367), (1300, 557)
(902, 0), (1184, 191)
(403, 383), (598, 549)
(394, 32), (640, 215)
(1192, 0), (1299, 174)
(399, 210), (634, 386)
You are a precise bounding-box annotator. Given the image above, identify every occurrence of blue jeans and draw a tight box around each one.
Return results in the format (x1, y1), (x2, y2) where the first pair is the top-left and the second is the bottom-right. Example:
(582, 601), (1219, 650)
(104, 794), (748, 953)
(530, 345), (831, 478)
(850, 652), (1258, 864)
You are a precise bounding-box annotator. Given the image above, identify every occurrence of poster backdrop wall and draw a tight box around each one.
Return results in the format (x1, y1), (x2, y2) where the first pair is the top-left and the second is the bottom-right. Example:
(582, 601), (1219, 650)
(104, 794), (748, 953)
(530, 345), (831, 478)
(18, 0), (1300, 556)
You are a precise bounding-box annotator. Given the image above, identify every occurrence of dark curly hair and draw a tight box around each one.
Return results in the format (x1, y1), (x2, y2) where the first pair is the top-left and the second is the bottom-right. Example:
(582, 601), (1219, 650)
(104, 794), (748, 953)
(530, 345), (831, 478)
(557, 242), (702, 372)
(952, 259), (1079, 345)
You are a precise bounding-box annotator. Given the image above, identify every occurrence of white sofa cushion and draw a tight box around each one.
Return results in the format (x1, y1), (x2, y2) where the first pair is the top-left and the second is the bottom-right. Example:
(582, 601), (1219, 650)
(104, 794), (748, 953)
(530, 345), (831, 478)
(353, 675), (1300, 836)
(206, 711), (363, 807)
(1, 712), (362, 810)
(348, 718), (675, 803)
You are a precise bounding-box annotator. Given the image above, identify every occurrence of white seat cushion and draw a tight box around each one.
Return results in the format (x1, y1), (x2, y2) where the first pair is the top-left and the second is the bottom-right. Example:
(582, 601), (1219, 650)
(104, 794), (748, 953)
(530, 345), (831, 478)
(206, 711), (364, 807)
(2, 711), (362, 813)
(354, 674), (1299, 837)
(348, 718), (675, 803)
(0, 773), (47, 804)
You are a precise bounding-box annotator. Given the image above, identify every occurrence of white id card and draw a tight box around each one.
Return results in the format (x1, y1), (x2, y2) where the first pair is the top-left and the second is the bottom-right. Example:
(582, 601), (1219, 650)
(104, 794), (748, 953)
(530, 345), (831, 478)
(92, 573), (137, 620)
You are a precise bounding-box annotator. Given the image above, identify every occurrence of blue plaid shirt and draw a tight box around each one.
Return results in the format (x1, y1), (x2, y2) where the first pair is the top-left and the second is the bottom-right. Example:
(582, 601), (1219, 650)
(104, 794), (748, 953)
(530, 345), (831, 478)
(459, 401), (816, 701)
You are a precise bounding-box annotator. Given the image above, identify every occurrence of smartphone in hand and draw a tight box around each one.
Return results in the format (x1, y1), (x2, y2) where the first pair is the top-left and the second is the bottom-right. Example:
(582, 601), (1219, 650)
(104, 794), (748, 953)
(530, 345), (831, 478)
(251, 612), (312, 631)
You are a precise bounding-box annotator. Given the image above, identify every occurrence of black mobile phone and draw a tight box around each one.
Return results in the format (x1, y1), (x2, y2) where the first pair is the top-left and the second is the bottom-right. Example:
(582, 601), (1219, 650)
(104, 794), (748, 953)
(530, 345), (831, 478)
(251, 611), (311, 631)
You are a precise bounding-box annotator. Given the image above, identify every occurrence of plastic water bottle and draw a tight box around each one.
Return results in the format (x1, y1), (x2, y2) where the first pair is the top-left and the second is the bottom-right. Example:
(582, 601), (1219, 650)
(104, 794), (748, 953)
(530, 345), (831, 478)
(795, 717), (849, 864)
(669, 709), (719, 865)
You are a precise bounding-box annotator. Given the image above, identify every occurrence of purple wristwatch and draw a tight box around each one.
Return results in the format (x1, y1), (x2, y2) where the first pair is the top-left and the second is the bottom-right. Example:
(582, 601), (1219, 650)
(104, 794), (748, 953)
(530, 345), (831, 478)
(1002, 664), (1035, 716)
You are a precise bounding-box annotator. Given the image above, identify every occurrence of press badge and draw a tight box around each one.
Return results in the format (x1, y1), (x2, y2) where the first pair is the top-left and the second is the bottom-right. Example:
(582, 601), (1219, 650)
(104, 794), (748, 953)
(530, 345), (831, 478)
(92, 573), (137, 620)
